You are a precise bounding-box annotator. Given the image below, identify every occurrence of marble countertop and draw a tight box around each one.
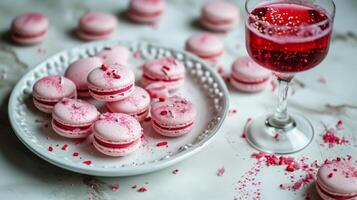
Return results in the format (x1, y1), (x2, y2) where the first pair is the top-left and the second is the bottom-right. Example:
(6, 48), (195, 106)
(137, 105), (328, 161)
(0, 0), (356, 199)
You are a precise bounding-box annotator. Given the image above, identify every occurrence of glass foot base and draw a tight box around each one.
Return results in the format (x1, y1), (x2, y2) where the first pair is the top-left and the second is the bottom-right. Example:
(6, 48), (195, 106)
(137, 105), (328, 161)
(244, 112), (314, 154)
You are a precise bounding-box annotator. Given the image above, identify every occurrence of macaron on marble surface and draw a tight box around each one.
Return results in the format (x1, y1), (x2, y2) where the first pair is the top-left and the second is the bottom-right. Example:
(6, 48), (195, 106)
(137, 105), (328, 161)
(200, 1), (239, 32)
(87, 64), (135, 102)
(106, 86), (151, 122)
(316, 159), (357, 200)
(65, 57), (103, 97)
(32, 75), (77, 113)
(93, 113), (143, 157)
(51, 98), (99, 138)
(128, 0), (165, 23)
(141, 57), (185, 91)
(151, 95), (196, 137)
(145, 81), (169, 101)
(230, 56), (271, 93)
(11, 12), (49, 45)
(77, 12), (117, 41)
(95, 45), (130, 66)
(186, 33), (224, 63)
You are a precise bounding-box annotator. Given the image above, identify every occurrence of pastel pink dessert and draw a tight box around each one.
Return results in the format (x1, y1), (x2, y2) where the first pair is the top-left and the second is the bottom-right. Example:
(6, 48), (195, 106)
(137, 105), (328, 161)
(93, 113), (143, 156)
(65, 57), (103, 97)
(106, 86), (151, 122)
(186, 33), (224, 63)
(145, 81), (169, 101)
(316, 159), (357, 200)
(96, 45), (130, 66)
(11, 12), (48, 45)
(200, 1), (239, 32)
(51, 98), (99, 138)
(87, 64), (135, 102)
(33, 75), (77, 113)
(230, 56), (271, 93)
(141, 57), (185, 91)
(77, 12), (117, 41)
(151, 95), (196, 137)
(128, 0), (165, 23)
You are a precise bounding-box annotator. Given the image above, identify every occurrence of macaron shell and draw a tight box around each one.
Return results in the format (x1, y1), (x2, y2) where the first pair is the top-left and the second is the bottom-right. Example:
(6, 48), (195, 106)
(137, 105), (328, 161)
(51, 119), (93, 138)
(186, 33), (224, 58)
(33, 98), (54, 113)
(77, 12), (117, 40)
(93, 137), (141, 157)
(130, 0), (165, 14)
(151, 95), (196, 126)
(200, 19), (236, 32)
(231, 56), (272, 82)
(201, 1), (239, 23)
(93, 113), (142, 143)
(317, 160), (357, 195)
(141, 75), (184, 91)
(143, 57), (185, 78)
(106, 86), (150, 116)
(230, 75), (270, 93)
(65, 57), (103, 96)
(152, 121), (194, 137)
(145, 81), (170, 100)
(11, 30), (48, 45)
(96, 46), (130, 66)
(52, 98), (99, 125)
(33, 75), (77, 100)
(12, 12), (48, 36)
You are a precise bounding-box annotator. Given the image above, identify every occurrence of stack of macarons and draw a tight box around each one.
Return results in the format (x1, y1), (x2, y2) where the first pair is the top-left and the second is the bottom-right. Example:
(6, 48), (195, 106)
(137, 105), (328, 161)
(32, 47), (196, 157)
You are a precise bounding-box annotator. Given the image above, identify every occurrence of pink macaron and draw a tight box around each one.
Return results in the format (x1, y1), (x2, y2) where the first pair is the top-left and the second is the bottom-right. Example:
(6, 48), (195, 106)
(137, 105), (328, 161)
(52, 98), (99, 138)
(200, 1), (239, 32)
(128, 0), (165, 23)
(95, 45), (130, 66)
(77, 12), (117, 41)
(141, 57), (185, 91)
(33, 75), (77, 113)
(186, 33), (224, 63)
(145, 81), (169, 102)
(11, 12), (49, 45)
(316, 158), (357, 200)
(93, 113), (143, 157)
(230, 56), (271, 93)
(151, 95), (196, 137)
(65, 57), (103, 97)
(106, 86), (151, 122)
(87, 64), (135, 102)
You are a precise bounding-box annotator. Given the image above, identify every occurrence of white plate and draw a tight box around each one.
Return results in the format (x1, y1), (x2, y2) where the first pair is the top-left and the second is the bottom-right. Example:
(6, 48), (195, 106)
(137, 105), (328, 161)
(8, 40), (229, 177)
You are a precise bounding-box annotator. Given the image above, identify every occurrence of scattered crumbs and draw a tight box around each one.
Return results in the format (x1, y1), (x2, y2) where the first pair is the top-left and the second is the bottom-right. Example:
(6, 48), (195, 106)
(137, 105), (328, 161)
(317, 76), (327, 84)
(111, 183), (119, 191)
(336, 120), (344, 130)
(217, 167), (225, 176)
(172, 169), (179, 175)
(48, 146), (53, 152)
(228, 109), (237, 116)
(241, 132), (247, 139)
(72, 152), (79, 157)
(137, 187), (147, 193)
(156, 141), (168, 147)
(61, 144), (69, 151)
(321, 127), (349, 148)
(83, 160), (92, 165)
(131, 185), (137, 189)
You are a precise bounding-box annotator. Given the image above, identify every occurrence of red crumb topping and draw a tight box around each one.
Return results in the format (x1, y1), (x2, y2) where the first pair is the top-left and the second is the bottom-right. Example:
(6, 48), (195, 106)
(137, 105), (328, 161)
(61, 144), (69, 151)
(83, 160), (92, 165)
(137, 187), (147, 193)
(241, 132), (247, 139)
(159, 97), (166, 102)
(101, 64), (108, 71)
(113, 73), (121, 79)
(156, 141), (168, 147)
(48, 146), (53, 152)
(73, 152), (79, 157)
(162, 65), (171, 71)
(160, 110), (168, 115)
(328, 173), (333, 178)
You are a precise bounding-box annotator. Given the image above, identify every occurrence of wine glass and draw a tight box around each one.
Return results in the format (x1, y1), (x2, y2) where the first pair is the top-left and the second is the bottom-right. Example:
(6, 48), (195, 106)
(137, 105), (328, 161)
(244, 0), (335, 154)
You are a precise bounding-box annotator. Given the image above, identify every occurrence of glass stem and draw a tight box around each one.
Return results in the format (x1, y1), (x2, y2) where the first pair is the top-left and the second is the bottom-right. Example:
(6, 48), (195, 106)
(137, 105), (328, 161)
(267, 77), (295, 130)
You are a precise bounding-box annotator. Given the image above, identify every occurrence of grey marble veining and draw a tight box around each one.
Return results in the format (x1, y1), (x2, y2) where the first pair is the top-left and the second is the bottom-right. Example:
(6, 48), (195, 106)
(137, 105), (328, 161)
(0, 0), (356, 199)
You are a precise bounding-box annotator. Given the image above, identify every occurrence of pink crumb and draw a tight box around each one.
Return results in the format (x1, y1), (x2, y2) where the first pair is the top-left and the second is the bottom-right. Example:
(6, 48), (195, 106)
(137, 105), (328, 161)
(217, 167), (225, 176)
(83, 160), (92, 165)
(137, 187), (147, 193)
(156, 141), (168, 147)
(336, 120), (344, 130)
(322, 128), (349, 148)
(61, 144), (69, 151)
(111, 183), (119, 191)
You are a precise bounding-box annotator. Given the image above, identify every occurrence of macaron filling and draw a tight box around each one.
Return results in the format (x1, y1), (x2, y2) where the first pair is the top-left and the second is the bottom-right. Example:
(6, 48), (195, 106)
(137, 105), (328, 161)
(94, 136), (140, 149)
(53, 119), (92, 131)
(231, 75), (270, 85)
(79, 28), (114, 36)
(89, 84), (133, 96)
(153, 120), (194, 131)
(317, 182), (357, 199)
(33, 97), (59, 106)
(143, 74), (183, 82)
(12, 29), (48, 38)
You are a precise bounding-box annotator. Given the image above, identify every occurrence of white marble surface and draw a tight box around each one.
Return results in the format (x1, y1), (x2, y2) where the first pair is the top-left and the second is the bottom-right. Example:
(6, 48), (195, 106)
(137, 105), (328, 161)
(0, 0), (356, 199)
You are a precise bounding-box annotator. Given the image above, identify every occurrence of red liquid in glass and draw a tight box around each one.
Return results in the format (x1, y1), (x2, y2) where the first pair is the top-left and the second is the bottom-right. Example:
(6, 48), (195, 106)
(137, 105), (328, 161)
(246, 2), (332, 73)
